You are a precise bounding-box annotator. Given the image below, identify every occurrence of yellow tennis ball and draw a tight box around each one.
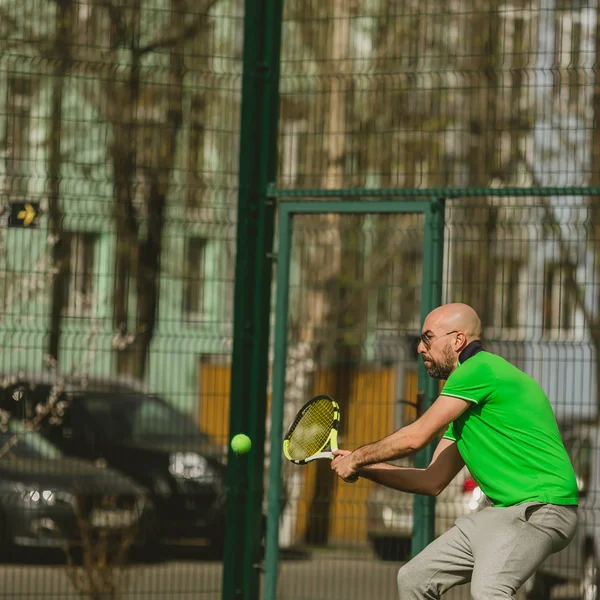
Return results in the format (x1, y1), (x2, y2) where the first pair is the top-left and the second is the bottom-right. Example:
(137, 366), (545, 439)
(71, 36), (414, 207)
(231, 433), (252, 455)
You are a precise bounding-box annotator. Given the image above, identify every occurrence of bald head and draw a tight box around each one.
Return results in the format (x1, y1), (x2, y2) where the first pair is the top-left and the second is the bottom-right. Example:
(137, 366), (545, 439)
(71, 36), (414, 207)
(424, 303), (482, 342)
(417, 303), (482, 379)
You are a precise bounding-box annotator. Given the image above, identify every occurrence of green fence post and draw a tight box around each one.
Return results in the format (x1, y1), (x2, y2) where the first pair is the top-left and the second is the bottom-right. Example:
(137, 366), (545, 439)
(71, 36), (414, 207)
(411, 198), (446, 557)
(222, 0), (283, 597)
(263, 204), (293, 600)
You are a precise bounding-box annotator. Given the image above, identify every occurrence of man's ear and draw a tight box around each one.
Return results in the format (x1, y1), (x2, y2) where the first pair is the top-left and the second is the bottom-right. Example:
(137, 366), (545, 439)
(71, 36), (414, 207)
(454, 332), (469, 351)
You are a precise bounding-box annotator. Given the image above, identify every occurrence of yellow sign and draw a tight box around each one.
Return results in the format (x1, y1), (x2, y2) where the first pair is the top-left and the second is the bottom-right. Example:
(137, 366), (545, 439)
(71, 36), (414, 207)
(8, 202), (40, 228)
(17, 203), (36, 226)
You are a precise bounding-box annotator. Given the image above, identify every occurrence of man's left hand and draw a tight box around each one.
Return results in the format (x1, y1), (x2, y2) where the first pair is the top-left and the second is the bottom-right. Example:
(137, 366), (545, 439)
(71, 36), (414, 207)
(331, 449), (359, 482)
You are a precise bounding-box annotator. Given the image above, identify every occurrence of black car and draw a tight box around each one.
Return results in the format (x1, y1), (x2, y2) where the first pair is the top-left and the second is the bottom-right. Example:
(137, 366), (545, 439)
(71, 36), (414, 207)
(0, 374), (228, 553)
(0, 419), (153, 555)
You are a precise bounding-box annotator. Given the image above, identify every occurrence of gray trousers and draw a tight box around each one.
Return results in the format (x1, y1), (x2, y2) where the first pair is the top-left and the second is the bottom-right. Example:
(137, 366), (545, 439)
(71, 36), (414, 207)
(397, 503), (578, 600)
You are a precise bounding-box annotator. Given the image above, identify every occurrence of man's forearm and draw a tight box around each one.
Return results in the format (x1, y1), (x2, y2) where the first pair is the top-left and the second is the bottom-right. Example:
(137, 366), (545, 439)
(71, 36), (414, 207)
(353, 424), (426, 468)
(359, 463), (437, 496)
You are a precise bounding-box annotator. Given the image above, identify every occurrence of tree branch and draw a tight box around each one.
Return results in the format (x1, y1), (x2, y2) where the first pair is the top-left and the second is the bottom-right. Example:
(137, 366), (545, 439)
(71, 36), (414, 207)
(0, 9), (55, 55)
(0, 9), (22, 35)
(138, 1), (218, 55)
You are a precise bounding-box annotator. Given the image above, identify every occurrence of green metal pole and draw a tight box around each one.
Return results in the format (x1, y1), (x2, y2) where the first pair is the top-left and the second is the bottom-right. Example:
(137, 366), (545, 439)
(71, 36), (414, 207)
(222, 0), (283, 597)
(411, 198), (446, 557)
(263, 205), (293, 600)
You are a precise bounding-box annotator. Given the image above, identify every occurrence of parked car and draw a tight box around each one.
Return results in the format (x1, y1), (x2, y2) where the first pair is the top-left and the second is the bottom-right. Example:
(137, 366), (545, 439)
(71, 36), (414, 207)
(0, 419), (153, 555)
(366, 462), (488, 561)
(0, 374), (228, 553)
(526, 423), (598, 600)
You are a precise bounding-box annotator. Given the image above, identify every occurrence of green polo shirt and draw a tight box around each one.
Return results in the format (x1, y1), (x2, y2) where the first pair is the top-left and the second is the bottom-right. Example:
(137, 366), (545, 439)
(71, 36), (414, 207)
(442, 344), (578, 507)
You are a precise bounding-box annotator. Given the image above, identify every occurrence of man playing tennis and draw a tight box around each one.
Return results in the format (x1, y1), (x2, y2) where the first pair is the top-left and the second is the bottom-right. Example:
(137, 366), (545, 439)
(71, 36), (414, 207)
(331, 302), (578, 600)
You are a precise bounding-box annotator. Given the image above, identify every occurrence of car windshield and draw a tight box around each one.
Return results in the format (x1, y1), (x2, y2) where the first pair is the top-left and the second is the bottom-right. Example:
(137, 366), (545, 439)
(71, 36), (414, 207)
(80, 393), (209, 443)
(0, 421), (63, 460)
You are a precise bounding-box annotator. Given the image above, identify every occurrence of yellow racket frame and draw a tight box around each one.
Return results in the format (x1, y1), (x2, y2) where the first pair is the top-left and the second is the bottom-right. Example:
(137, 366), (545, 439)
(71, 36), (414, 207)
(283, 395), (340, 465)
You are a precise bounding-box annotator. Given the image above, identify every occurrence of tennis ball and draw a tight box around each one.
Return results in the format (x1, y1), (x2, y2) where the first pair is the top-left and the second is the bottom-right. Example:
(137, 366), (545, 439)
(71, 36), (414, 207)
(231, 433), (252, 455)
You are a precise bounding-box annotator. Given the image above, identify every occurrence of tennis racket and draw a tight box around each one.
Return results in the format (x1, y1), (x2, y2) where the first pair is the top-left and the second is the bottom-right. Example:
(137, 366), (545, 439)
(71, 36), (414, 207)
(283, 394), (358, 480)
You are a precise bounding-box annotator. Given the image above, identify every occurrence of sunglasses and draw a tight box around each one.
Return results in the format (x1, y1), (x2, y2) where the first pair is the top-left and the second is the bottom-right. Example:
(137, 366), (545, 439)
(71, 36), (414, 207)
(419, 330), (458, 350)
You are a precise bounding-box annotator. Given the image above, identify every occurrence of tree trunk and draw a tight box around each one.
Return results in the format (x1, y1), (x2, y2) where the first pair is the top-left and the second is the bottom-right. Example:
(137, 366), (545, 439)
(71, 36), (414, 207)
(304, 354), (355, 545)
(115, 0), (185, 378)
(305, 216), (365, 545)
(301, 0), (350, 544)
(110, 0), (142, 376)
(47, 0), (73, 364)
(590, 1), (600, 423)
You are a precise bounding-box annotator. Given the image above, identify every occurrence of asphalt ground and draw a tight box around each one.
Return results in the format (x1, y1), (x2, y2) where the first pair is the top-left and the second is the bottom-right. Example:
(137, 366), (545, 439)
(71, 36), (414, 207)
(0, 546), (578, 600)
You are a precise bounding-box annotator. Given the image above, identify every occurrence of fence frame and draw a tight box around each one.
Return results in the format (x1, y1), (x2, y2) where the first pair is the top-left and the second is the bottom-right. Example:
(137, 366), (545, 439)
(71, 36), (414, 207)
(263, 186), (600, 600)
(267, 185), (600, 199)
(265, 197), (445, 600)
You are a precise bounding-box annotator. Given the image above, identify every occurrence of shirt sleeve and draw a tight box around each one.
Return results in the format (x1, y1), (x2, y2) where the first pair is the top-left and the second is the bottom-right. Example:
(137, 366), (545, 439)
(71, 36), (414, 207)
(440, 361), (494, 405)
(442, 421), (456, 441)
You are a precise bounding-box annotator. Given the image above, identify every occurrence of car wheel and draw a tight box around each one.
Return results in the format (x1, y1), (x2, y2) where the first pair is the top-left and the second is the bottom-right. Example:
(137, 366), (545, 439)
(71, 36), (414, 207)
(370, 537), (411, 562)
(582, 552), (599, 600)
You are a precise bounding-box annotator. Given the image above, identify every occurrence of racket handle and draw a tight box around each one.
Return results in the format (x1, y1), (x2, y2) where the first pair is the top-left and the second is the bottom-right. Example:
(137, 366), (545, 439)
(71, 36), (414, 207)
(329, 450), (358, 481)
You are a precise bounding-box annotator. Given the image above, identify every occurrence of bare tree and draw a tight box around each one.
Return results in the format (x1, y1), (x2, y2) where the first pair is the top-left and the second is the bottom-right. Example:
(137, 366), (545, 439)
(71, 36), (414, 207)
(1, 0), (220, 377)
(92, 0), (216, 378)
(61, 492), (142, 600)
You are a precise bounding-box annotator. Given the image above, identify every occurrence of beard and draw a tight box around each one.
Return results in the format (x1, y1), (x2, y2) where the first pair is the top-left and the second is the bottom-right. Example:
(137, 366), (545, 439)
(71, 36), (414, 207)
(424, 345), (455, 380)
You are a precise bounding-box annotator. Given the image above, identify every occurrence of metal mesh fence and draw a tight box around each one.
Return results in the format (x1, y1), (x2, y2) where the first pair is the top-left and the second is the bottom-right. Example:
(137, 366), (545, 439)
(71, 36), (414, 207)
(277, 1), (599, 191)
(269, 1), (600, 598)
(272, 198), (599, 600)
(0, 0), (242, 597)
(1, 0), (600, 599)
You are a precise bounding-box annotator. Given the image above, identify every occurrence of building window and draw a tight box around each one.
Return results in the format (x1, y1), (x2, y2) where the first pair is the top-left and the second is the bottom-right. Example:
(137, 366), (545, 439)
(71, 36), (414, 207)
(452, 250), (486, 319)
(489, 258), (525, 329)
(4, 76), (32, 197)
(187, 95), (206, 207)
(543, 263), (576, 333)
(63, 232), (98, 318)
(183, 238), (206, 321)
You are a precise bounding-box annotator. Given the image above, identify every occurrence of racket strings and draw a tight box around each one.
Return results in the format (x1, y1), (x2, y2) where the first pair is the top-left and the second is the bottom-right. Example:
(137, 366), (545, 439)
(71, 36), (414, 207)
(286, 398), (335, 460)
